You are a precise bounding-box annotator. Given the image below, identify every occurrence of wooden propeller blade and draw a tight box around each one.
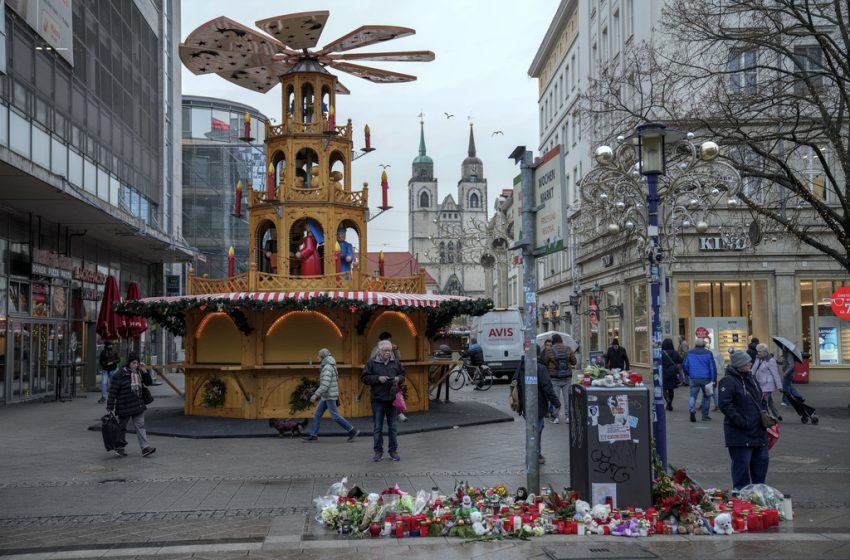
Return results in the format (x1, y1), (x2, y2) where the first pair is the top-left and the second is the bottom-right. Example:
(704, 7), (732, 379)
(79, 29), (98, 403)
(255, 11), (329, 50)
(217, 61), (293, 93)
(182, 16), (284, 55)
(179, 45), (274, 75)
(336, 81), (351, 95)
(330, 61), (417, 83)
(317, 25), (415, 55)
(330, 50), (435, 63)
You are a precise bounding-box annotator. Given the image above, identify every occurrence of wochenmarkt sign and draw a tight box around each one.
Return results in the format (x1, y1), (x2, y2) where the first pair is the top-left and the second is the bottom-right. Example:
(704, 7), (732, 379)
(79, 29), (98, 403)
(533, 145), (567, 255)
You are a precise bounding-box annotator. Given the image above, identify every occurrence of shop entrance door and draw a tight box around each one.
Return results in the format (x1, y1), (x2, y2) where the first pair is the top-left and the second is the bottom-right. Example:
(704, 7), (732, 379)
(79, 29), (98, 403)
(8, 320), (64, 402)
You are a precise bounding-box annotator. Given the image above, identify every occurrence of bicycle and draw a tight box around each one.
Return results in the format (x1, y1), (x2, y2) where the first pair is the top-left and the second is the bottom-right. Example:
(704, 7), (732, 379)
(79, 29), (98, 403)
(448, 358), (493, 391)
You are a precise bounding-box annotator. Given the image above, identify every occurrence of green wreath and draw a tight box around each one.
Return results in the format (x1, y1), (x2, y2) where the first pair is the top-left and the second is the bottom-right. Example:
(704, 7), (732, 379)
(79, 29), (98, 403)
(289, 377), (319, 414)
(202, 378), (226, 407)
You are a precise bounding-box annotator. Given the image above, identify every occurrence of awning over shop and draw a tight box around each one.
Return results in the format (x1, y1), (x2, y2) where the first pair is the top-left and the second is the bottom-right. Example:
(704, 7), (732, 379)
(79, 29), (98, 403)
(139, 291), (471, 308)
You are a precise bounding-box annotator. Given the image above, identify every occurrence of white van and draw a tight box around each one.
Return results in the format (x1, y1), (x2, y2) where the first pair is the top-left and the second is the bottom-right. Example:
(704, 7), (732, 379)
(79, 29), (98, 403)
(471, 308), (524, 378)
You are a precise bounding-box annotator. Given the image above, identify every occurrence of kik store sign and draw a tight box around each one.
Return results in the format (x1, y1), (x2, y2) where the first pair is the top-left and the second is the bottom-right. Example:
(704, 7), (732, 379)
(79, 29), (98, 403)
(698, 236), (750, 251)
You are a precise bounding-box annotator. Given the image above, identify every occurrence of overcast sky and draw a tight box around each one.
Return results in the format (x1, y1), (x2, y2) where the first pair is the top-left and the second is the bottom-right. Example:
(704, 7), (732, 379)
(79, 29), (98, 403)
(180, 0), (553, 252)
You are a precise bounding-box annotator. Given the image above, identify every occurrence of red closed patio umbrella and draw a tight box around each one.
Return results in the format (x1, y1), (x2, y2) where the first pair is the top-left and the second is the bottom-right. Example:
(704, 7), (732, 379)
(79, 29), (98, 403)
(96, 276), (123, 342)
(119, 281), (148, 339)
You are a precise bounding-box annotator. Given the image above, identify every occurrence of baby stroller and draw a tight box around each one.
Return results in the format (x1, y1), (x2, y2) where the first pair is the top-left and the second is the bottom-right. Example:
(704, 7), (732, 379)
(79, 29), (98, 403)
(781, 390), (819, 424)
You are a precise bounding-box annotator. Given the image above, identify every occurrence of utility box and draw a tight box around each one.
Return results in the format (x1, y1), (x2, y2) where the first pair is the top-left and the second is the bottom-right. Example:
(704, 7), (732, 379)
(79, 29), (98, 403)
(569, 384), (653, 509)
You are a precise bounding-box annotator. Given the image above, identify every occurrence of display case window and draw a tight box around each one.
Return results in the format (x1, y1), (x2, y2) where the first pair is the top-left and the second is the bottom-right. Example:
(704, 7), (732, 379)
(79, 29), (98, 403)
(631, 283), (648, 365)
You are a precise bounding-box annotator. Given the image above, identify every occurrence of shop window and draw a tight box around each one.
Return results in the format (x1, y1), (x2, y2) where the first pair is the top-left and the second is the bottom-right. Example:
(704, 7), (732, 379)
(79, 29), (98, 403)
(677, 281), (691, 343)
(800, 280), (814, 355)
(631, 284), (648, 364)
(8, 281), (29, 314)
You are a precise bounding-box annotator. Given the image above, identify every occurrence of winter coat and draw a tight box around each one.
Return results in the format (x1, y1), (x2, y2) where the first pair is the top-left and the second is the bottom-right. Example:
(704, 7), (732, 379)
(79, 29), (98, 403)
(746, 342), (759, 363)
(99, 348), (120, 371)
(752, 356), (782, 392)
(782, 351), (796, 377)
(717, 366), (768, 448)
(361, 354), (405, 402)
(660, 339), (682, 390)
(106, 366), (150, 418)
(463, 342), (485, 366)
(543, 343), (577, 378)
(515, 357), (560, 419)
(313, 355), (340, 401)
(605, 345), (630, 370)
(683, 347), (717, 382)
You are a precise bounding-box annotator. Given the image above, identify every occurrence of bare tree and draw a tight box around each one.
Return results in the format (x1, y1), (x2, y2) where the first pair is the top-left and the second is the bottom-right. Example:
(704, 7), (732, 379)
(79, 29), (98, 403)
(582, 0), (850, 271)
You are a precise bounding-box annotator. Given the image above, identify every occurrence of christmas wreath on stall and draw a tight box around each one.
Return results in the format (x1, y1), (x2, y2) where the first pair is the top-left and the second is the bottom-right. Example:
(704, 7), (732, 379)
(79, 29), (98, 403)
(202, 378), (226, 407)
(290, 377), (319, 414)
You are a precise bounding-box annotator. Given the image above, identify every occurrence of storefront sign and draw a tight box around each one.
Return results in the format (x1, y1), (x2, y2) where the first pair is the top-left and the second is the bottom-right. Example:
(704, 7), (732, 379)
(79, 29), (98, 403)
(73, 267), (107, 284)
(830, 287), (850, 319)
(31, 262), (72, 280)
(533, 146), (567, 255)
(695, 326), (710, 339)
(698, 237), (749, 251)
(33, 249), (74, 270)
(80, 286), (101, 301)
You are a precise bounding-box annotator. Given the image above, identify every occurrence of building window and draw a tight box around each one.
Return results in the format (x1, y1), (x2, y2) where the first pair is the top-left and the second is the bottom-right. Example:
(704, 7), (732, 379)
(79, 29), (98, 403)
(469, 192), (480, 208)
(419, 191), (430, 208)
(631, 283), (648, 364)
(797, 144), (831, 202)
(447, 241), (455, 263)
(439, 241), (446, 263)
(728, 48), (758, 95)
(624, 0), (633, 40)
(800, 279), (850, 366)
(793, 45), (823, 94)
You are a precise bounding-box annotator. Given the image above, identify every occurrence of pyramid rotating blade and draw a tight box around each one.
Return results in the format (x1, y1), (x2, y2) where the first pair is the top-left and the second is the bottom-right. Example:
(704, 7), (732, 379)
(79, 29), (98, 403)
(317, 25), (415, 55)
(183, 16), (284, 55)
(180, 45), (275, 75)
(255, 11), (329, 50)
(330, 50), (435, 63)
(330, 61), (417, 83)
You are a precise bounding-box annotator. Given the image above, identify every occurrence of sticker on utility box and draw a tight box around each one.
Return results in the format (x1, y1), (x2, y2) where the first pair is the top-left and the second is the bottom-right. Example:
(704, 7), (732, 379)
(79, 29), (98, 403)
(525, 376), (538, 385)
(598, 422), (631, 443)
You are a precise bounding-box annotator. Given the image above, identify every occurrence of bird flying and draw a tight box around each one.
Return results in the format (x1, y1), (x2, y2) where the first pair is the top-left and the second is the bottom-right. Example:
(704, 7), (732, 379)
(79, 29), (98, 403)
(444, 112), (454, 119)
(492, 131), (504, 136)
(379, 164), (391, 169)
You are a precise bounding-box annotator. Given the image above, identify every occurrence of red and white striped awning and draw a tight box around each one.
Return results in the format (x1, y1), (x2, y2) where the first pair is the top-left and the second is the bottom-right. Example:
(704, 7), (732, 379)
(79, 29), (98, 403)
(139, 291), (471, 308)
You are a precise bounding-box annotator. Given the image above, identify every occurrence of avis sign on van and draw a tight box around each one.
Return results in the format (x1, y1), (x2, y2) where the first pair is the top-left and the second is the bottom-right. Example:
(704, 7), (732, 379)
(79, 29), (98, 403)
(489, 328), (514, 338)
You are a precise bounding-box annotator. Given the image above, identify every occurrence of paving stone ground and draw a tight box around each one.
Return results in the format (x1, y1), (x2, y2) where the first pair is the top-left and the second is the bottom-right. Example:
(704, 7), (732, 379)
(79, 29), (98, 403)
(1, 376), (848, 559)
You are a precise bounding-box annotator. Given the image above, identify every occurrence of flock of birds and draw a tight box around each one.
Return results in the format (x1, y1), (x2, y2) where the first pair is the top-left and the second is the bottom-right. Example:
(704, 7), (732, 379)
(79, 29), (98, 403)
(440, 112), (503, 136)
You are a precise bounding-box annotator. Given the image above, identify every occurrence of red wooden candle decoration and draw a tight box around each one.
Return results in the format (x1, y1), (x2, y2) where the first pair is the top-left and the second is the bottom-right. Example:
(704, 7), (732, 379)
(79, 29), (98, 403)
(243, 112), (251, 139)
(378, 250), (385, 276)
(234, 180), (243, 217)
(364, 124), (371, 150)
(227, 246), (235, 277)
(328, 104), (335, 131)
(380, 169), (389, 208)
(266, 163), (275, 199)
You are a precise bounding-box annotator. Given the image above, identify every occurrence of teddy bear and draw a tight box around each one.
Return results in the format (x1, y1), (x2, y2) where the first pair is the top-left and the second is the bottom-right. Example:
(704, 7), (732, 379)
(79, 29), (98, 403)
(678, 511), (698, 535)
(470, 511), (489, 536)
(713, 512), (734, 535)
(588, 503), (612, 534)
(694, 514), (713, 535)
(491, 517), (506, 535)
(573, 499), (591, 522)
(612, 518), (640, 537)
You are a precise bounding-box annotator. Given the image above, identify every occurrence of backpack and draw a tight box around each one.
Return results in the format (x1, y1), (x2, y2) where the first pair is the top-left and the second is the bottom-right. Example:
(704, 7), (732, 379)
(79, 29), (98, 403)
(509, 379), (521, 413)
(554, 346), (573, 378)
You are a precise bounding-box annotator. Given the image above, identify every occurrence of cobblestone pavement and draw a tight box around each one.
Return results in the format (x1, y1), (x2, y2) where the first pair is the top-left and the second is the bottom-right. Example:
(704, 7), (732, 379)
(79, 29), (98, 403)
(0, 378), (848, 559)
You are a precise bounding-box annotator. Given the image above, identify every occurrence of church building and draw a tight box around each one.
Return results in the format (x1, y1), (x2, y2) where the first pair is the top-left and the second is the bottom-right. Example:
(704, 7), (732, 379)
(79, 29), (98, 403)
(408, 120), (489, 298)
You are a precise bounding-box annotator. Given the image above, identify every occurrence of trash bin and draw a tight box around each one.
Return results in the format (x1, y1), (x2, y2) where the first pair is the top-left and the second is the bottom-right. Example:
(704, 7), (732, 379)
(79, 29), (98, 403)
(568, 384), (653, 509)
(793, 352), (811, 384)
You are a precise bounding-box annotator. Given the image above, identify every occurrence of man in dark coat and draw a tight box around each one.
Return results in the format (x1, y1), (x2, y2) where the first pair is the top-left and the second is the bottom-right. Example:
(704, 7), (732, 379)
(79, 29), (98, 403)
(604, 338), (630, 370)
(746, 337), (760, 362)
(98, 342), (120, 404)
(660, 338), (682, 411)
(516, 348), (561, 465)
(718, 351), (769, 490)
(105, 352), (155, 458)
(362, 340), (405, 462)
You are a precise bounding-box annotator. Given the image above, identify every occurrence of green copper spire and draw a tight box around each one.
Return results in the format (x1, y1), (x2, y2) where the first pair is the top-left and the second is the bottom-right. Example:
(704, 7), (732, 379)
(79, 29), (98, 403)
(413, 117), (433, 165)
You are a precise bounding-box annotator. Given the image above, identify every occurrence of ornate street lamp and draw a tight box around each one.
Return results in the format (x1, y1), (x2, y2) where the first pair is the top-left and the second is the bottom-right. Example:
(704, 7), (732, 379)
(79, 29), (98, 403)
(580, 122), (741, 469)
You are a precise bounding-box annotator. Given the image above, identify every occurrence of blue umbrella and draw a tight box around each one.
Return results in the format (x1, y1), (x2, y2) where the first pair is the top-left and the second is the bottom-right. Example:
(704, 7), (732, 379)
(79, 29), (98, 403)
(772, 336), (803, 363)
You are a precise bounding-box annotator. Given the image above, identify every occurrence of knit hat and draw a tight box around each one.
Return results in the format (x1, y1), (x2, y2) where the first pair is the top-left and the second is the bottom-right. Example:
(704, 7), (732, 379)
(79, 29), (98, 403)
(730, 350), (751, 370)
(127, 352), (141, 364)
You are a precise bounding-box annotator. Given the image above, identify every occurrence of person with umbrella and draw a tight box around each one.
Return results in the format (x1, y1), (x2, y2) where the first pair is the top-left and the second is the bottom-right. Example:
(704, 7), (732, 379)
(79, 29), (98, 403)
(774, 337), (805, 407)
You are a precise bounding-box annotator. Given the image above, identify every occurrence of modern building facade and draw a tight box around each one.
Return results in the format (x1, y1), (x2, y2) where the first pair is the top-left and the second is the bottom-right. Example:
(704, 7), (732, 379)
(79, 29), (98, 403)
(530, 0), (849, 380)
(408, 121), (489, 299)
(0, 0), (189, 404)
(181, 96), (267, 278)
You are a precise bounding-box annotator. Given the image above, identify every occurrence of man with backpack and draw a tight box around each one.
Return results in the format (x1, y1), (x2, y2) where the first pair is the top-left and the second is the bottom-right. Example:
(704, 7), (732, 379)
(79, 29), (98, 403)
(462, 338), (486, 389)
(543, 334), (577, 424)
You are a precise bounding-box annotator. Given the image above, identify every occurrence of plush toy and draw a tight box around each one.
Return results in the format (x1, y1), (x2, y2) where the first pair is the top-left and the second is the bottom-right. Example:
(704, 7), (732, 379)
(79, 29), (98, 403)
(678, 511), (698, 535)
(470, 511), (489, 536)
(591, 374), (618, 387)
(663, 515), (679, 534)
(588, 503), (612, 535)
(441, 518), (456, 537)
(612, 518), (640, 537)
(515, 487), (528, 501)
(491, 517), (506, 535)
(573, 500), (591, 521)
(714, 512), (734, 535)
(695, 515), (713, 535)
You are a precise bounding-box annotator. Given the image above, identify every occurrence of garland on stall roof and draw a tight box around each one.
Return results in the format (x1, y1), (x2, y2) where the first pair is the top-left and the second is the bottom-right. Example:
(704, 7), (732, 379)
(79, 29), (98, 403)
(115, 296), (493, 338)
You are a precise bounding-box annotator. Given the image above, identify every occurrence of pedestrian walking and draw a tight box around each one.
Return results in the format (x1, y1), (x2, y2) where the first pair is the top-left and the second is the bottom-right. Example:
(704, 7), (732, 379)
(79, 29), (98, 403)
(105, 352), (155, 457)
(97, 341), (120, 404)
(604, 338), (630, 370)
(302, 348), (359, 443)
(752, 343), (783, 421)
(515, 348), (560, 464)
(677, 335), (689, 357)
(661, 338), (682, 411)
(543, 334), (576, 423)
(746, 337), (760, 363)
(780, 346), (805, 406)
(718, 351), (770, 490)
(362, 340), (405, 462)
(682, 338), (717, 422)
(705, 337), (724, 411)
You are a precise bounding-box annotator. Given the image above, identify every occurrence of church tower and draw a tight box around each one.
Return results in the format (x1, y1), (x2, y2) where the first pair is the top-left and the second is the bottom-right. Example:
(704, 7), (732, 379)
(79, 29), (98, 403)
(408, 118), (438, 265)
(458, 123), (487, 231)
